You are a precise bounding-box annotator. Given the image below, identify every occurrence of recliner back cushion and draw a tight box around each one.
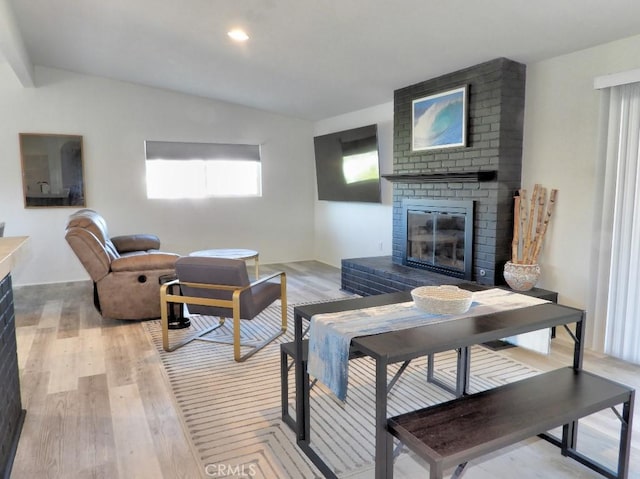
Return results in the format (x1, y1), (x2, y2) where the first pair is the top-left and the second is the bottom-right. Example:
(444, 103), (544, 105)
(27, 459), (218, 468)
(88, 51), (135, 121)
(65, 227), (111, 281)
(66, 209), (120, 259)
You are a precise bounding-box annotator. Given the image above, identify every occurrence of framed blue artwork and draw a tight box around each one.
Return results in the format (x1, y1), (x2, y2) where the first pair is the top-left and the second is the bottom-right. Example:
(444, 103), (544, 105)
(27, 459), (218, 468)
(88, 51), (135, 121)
(412, 85), (468, 151)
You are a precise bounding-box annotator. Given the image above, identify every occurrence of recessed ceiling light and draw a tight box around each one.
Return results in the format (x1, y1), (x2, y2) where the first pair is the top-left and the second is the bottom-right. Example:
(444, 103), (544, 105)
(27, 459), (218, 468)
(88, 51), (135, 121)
(228, 29), (249, 42)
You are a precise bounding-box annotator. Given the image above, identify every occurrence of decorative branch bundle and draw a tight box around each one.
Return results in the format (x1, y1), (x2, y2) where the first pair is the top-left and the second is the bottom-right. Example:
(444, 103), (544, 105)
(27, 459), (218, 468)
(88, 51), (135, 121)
(511, 184), (558, 264)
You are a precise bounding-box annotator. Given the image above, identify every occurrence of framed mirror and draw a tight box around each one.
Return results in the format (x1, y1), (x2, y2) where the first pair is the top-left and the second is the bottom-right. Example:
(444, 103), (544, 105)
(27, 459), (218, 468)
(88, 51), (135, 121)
(19, 133), (86, 208)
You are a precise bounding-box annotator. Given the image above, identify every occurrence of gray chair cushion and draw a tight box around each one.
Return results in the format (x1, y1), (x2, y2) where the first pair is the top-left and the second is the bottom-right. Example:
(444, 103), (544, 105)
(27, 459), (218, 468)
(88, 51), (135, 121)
(176, 256), (280, 319)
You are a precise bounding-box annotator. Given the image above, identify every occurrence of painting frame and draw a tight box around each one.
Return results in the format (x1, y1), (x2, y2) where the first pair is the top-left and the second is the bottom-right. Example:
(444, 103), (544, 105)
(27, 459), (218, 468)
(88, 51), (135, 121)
(19, 133), (86, 208)
(411, 85), (468, 152)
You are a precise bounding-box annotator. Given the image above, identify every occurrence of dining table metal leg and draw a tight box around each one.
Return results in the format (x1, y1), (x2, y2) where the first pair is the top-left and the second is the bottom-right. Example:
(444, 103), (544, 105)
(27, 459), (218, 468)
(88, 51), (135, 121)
(294, 311), (306, 441)
(375, 356), (392, 479)
(457, 346), (471, 396)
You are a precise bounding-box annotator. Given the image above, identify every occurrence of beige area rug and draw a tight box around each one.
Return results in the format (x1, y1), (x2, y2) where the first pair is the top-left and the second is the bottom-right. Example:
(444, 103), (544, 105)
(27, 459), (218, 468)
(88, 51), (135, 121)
(143, 301), (542, 479)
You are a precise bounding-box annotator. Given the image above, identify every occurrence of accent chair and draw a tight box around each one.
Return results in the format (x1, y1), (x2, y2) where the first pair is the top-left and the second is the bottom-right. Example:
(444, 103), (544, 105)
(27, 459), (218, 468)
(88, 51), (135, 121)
(160, 256), (287, 362)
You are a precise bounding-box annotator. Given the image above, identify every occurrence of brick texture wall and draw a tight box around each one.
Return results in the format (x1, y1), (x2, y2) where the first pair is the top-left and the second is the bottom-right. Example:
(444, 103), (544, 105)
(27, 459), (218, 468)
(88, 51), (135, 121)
(392, 57), (526, 285)
(0, 273), (24, 478)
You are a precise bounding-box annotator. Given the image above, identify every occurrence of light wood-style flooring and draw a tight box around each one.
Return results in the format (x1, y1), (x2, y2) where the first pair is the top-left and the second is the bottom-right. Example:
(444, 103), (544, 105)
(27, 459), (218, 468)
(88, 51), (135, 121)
(10, 261), (640, 478)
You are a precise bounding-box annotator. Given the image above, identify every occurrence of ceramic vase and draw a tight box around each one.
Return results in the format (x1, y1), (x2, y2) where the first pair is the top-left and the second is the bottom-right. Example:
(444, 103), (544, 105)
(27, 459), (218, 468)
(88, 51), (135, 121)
(503, 261), (541, 291)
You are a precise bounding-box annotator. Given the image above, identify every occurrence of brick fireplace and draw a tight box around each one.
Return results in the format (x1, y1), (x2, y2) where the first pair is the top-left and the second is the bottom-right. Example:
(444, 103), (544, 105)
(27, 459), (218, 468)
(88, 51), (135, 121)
(342, 58), (526, 296)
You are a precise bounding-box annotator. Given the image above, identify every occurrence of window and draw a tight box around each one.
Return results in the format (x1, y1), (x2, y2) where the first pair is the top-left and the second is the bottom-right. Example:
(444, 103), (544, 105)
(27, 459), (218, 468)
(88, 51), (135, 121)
(145, 141), (262, 199)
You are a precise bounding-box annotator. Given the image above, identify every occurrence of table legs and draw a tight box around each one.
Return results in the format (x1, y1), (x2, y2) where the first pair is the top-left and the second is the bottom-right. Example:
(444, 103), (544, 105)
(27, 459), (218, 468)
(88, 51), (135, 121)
(293, 312), (339, 478)
(375, 357), (393, 479)
(426, 347), (471, 397)
(294, 312), (305, 441)
(458, 347), (471, 396)
(292, 323), (474, 479)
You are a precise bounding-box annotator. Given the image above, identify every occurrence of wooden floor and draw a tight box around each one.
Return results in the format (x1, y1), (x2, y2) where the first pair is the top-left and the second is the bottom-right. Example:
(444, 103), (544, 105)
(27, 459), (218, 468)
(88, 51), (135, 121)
(9, 261), (640, 479)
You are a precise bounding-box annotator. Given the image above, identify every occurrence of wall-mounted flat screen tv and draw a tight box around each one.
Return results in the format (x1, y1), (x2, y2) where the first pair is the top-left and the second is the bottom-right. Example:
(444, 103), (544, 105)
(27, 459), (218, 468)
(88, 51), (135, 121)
(313, 124), (381, 203)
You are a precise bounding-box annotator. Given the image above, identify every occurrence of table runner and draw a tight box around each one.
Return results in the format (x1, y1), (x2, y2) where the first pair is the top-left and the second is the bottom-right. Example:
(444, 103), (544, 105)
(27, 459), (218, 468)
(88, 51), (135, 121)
(307, 288), (548, 401)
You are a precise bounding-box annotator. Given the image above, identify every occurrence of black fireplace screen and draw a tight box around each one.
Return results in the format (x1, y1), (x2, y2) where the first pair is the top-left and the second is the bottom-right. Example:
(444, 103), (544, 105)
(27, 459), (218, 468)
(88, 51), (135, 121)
(401, 199), (474, 279)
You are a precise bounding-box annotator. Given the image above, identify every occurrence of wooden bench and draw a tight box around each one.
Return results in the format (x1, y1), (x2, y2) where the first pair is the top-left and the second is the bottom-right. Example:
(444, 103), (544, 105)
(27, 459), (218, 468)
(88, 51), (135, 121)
(387, 367), (634, 479)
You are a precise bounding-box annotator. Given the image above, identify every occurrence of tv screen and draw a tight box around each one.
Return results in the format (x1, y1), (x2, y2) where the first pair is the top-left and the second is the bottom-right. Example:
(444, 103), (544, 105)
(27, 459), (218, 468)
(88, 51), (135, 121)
(313, 124), (381, 203)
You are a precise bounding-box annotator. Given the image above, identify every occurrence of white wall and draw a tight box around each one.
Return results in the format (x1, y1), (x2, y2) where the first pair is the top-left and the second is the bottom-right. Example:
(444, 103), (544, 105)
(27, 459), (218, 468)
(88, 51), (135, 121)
(0, 65), (316, 285)
(313, 102), (394, 267)
(522, 34), (640, 349)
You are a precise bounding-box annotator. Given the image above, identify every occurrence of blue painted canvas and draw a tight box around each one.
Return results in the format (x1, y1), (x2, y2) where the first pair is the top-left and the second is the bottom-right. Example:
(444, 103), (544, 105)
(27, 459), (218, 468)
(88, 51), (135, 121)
(412, 86), (467, 151)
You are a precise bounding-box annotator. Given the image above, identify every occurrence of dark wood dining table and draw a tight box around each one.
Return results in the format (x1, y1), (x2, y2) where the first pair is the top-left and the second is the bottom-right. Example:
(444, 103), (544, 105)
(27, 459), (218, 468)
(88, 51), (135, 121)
(292, 291), (586, 479)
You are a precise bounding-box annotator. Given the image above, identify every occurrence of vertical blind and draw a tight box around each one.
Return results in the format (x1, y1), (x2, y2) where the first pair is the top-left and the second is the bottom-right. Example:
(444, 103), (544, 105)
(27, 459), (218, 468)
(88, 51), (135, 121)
(591, 81), (640, 364)
(603, 82), (640, 364)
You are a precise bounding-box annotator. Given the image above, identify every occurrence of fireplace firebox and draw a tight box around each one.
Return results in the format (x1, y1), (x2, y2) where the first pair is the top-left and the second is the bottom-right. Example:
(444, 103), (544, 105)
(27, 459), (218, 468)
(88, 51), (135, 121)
(400, 199), (474, 280)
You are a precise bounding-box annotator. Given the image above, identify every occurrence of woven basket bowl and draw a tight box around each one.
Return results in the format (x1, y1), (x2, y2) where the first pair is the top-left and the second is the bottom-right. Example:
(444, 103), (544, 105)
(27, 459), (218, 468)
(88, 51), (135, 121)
(411, 285), (473, 315)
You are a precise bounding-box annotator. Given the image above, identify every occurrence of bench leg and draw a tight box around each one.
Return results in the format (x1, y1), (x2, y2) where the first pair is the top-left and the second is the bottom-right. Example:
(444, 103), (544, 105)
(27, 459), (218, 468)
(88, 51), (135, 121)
(429, 462), (443, 479)
(556, 391), (635, 479)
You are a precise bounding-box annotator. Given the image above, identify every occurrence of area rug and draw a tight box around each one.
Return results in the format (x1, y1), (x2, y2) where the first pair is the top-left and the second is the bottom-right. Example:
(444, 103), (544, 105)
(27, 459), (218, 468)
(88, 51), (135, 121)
(143, 301), (541, 479)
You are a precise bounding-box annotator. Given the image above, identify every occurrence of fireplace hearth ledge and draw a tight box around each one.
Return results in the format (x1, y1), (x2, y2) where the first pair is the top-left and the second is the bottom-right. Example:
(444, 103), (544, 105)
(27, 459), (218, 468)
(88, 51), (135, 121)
(341, 256), (559, 308)
(341, 256), (470, 296)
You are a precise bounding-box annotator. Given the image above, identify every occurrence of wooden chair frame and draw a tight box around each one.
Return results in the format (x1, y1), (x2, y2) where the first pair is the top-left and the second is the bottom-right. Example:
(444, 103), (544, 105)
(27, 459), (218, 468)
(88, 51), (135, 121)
(160, 271), (287, 362)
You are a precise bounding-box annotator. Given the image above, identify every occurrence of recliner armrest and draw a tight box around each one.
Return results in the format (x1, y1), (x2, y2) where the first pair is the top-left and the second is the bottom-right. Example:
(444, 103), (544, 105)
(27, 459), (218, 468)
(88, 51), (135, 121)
(111, 234), (161, 253)
(111, 252), (179, 272)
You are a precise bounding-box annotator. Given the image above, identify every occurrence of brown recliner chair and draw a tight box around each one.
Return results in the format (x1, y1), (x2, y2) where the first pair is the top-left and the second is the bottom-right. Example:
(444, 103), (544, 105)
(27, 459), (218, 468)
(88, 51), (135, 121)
(65, 209), (179, 320)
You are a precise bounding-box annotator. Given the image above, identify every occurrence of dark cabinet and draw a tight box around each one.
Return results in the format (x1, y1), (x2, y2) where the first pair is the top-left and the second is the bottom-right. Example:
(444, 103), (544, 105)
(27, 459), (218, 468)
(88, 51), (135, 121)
(0, 273), (25, 479)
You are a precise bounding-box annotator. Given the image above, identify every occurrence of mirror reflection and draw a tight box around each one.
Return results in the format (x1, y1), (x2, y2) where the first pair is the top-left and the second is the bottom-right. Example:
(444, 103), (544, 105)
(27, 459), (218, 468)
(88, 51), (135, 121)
(19, 133), (85, 208)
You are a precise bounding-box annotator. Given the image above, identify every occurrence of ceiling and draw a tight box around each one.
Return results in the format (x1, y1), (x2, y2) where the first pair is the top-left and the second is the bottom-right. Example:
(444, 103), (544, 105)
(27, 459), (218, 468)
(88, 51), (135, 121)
(4, 0), (640, 121)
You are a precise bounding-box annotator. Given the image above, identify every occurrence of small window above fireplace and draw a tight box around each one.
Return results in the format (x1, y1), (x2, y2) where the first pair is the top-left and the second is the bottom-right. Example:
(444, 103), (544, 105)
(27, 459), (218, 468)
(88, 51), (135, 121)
(400, 199), (474, 280)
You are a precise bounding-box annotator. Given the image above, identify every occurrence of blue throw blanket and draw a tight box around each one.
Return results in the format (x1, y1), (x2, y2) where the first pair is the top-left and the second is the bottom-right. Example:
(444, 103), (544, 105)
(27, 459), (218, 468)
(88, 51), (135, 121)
(307, 288), (548, 401)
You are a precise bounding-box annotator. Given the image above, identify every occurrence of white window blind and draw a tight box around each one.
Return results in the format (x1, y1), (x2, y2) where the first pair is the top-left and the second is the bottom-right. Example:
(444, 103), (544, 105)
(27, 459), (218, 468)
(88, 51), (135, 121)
(145, 141), (260, 162)
(145, 140), (262, 199)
